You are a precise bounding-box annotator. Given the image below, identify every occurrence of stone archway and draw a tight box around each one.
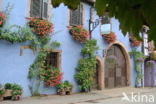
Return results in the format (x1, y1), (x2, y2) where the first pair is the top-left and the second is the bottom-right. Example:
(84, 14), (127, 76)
(103, 41), (131, 88)
(92, 56), (104, 90)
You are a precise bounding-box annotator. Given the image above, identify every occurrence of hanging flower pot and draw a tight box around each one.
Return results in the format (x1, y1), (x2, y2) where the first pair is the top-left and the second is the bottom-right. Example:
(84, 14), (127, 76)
(129, 36), (142, 47)
(102, 32), (116, 43)
(0, 12), (6, 27)
(136, 58), (144, 62)
(27, 17), (53, 36)
(67, 25), (89, 43)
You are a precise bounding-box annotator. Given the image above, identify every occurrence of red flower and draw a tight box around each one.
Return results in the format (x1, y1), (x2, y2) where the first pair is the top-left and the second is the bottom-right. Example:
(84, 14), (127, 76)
(27, 17), (53, 36)
(68, 25), (89, 43)
(102, 32), (116, 43)
(0, 11), (6, 27)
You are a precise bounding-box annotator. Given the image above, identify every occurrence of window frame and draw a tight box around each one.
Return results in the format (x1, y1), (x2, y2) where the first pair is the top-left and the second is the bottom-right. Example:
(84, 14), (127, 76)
(45, 50), (62, 70)
(69, 3), (83, 26)
(30, 0), (49, 19)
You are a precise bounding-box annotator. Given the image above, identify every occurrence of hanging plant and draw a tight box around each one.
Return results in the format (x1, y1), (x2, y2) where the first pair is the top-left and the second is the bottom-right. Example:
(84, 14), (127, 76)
(27, 17), (53, 36)
(129, 36), (142, 47)
(0, 11), (6, 27)
(39, 67), (63, 87)
(67, 25), (89, 43)
(102, 32), (116, 43)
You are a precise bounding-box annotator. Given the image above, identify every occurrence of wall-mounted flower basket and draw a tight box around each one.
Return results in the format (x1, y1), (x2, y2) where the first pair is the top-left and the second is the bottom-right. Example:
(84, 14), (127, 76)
(68, 25), (89, 43)
(0, 12), (6, 27)
(102, 32), (116, 43)
(129, 36), (142, 47)
(150, 51), (156, 60)
(27, 17), (53, 36)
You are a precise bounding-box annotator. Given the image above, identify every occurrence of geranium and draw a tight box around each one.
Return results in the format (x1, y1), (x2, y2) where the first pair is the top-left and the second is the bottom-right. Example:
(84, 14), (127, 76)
(129, 36), (142, 47)
(0, 11), (6, 27)
(27, 17), (53, 36)
(102, 32), (116, 43)
(39, 67), (63, 87)
(68, 25), (89, 43)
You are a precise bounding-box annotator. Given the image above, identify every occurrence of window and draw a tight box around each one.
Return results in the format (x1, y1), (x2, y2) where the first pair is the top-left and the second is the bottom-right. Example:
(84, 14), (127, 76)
(70, 4), (83, 25)
(45, 50), (61, 68)
(100, 14), (111, 34)
(30, 0), (48, 19)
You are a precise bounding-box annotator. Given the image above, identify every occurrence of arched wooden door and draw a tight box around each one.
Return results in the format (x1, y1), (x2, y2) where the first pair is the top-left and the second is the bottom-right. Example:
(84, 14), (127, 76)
(92, 61), (99, 90)
(105, 45), (127, 88)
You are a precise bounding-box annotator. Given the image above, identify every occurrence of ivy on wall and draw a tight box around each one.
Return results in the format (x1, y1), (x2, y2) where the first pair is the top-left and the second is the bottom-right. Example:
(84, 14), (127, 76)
(75, 39), (99, 92)
(129, 49), (145, 87)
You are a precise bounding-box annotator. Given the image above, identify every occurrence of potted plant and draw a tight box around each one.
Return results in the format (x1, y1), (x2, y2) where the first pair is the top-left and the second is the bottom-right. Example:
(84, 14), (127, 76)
(102, 32), (116, 43)
(129, 36), (142, 47)
(68, 25), (89, 43)
(11, 84), (22, 100)
(63, 81), (72, 95)
(4, 83), (12, 97)
(56, 81), (73, 95)
(27, 17), (53, 36)
(0, 84), (5, 101)
(0, 11), (6, 27)
(56, 83), (66, 95)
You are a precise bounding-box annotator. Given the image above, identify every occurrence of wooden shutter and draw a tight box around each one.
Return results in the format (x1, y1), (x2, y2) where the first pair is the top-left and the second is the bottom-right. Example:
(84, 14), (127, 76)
(30, 0), (42, 18)
(42, 0), (48, 19)
(70, 4), (83, 25)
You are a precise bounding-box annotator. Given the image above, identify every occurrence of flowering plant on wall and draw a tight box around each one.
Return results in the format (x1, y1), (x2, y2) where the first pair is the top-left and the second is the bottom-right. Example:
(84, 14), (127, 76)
(27, 17), (53, 36)
(0, 12), (6, 27)
(67, 25), (89, 43)
(39, 67), (63, 87)
(129, 36), (142, 47)
(102, 32), (116, 43)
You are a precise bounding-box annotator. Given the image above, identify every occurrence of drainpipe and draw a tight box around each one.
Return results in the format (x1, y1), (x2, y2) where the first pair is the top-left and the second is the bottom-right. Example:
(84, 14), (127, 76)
(89, 7), (93, 40)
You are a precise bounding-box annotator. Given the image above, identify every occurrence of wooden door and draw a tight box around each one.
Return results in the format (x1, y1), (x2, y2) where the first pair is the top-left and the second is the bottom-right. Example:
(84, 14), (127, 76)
(92, 62), (99, 90)
(105, 45), (127, 88)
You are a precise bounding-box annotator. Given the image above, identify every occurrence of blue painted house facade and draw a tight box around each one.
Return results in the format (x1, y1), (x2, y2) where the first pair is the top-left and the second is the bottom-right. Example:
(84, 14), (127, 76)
(0, 0), (140, 97)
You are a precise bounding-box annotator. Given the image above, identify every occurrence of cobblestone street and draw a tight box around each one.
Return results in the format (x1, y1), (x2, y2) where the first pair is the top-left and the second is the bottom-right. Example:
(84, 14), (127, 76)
(0, 87), (155, 104)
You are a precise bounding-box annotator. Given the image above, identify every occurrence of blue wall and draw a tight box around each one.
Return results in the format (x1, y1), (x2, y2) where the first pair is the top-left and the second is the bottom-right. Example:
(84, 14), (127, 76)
(0, 0), (138, 97)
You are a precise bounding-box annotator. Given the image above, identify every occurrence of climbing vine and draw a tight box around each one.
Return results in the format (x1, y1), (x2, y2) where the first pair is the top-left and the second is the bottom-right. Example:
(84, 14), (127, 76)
(75, 39), (98, 92)
(129, 49), (146, 87)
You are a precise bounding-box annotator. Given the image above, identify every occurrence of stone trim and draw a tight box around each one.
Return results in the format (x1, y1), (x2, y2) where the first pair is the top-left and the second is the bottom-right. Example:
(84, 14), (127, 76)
(103, 41), (131, 88)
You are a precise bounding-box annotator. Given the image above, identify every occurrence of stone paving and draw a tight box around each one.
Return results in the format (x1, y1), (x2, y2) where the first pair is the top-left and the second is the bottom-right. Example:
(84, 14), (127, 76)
(0, 87), (155, 104)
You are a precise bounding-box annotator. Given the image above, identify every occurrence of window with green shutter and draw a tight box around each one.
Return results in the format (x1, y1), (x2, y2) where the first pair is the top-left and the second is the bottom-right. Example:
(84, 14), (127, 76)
(30, 0), (49, 19)
(70, 4), (83, 26)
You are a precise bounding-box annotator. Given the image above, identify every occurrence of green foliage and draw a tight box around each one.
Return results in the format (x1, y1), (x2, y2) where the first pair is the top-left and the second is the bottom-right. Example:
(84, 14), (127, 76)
(51, 0), (156, 45)
(0, 84), (5, 96)
(0, 25), (35, 43)
(75, 39), (98, 91)
(129, 49), (145, 87)
(81, 40), (99, 56)
(52, 0), (80, 9)
(56, 80), (72, 89)
(11, 84), (22, 100)
(4, 83), (12, 90)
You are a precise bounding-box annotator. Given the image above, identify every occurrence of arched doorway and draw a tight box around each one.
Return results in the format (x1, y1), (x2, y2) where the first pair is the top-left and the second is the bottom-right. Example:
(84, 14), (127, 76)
(92, 56), (104, 90)
(104, 42), (131, 88)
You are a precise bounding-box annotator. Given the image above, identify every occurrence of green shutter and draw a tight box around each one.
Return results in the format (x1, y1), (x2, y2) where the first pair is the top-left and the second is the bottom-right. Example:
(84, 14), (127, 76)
(30, 0), (42, 18)
(42, 0), (48, 19)
(70, 4), (83, 25)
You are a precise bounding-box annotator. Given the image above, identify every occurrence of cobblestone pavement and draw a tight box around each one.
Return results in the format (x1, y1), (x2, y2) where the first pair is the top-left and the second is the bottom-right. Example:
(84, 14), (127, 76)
(0, 87), (155, 104)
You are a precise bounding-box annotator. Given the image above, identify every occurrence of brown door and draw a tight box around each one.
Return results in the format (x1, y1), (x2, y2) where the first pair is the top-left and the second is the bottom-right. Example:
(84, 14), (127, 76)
(92, 62), (99, 90)
(105, 45), (127, 88)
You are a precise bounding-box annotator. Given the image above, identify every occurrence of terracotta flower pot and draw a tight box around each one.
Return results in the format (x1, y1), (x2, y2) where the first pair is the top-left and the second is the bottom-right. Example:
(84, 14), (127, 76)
(0, 96), (3, 101)
(3, 90), (12, 97)
(102, 32), (116, 43)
